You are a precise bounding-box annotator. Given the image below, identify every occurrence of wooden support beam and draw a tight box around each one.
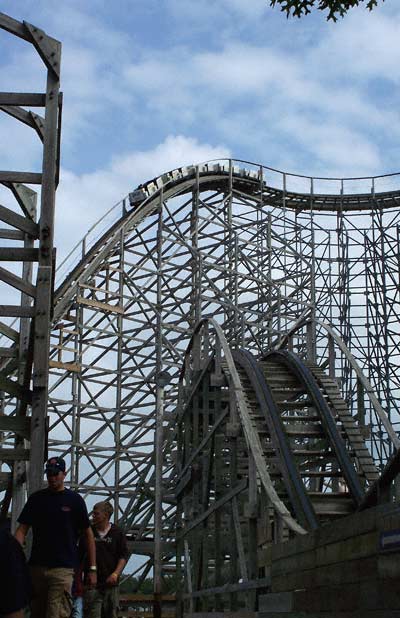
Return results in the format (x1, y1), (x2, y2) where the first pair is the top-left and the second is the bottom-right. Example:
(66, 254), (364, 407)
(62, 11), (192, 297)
(0, 105), (44, 140)
(0, 172), (42, 184)
(77, 296), (124, 314)
(0, 347), (17, 358)
(0, 416), (31, 439)
(0, 447), (30, 461)
(0, 229), (25, 240)
(0, 248), (39, 261)
(0, 306), (35, 317)
(25, 22), (61, 78)
(0, 375), (32, 403)
(0, 92), (46, 106)
(0, 13), (30, 41)
(0, 321), (19, 341)
(7, 183), (37, 220)
(48, 359), (81, 373)
(0, 266), (36, 297)
(0, 204), (39, 236)
(178, 479), (247, 539)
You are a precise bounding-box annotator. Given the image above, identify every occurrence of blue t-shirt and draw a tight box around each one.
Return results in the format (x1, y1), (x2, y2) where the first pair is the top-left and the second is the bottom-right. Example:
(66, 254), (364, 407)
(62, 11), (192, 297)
(18, 488), (90, 568)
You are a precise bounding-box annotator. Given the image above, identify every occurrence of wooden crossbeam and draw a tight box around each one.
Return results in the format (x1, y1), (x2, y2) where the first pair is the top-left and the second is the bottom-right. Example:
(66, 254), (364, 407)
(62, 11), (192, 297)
(0, 266), (36, 297)
(0, 416), (31, 439)
(0, 92), (46, 106)
(0, 447), (30, 461)
(0, 204), (39, 236)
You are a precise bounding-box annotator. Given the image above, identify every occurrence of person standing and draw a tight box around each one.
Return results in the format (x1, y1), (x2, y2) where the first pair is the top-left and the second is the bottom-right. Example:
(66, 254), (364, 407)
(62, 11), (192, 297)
(14, 456), (97, 618)
(84, 501), (128, 618)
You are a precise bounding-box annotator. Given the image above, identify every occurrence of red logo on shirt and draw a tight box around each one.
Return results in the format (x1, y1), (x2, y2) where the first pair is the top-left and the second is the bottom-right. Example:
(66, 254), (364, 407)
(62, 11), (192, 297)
(61, 506), (71, 512)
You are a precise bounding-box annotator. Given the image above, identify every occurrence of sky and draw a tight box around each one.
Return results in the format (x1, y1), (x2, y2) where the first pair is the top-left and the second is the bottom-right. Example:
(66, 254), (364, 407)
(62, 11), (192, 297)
(1, 0), (400, 263)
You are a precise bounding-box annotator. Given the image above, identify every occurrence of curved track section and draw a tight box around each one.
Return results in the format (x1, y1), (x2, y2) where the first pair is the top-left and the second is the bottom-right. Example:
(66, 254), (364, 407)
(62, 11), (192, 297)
(3, 158), (396, 583)
(176, 319), (384, 613)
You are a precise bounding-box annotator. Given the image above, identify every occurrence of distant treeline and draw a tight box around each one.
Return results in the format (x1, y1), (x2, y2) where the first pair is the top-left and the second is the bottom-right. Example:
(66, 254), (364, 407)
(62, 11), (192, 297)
(120, 575), (177, 594)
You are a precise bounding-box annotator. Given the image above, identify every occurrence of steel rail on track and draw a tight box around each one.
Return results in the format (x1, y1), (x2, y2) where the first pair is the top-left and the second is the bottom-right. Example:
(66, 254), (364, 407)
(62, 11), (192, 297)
(232, 349), (318, 530)
(264, 350), (365, 506)
(179, 317), (307, 535)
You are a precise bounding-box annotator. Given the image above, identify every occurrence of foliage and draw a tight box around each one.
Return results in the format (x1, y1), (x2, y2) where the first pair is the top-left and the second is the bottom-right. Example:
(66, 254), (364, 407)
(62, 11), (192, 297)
(119, 574), (178, 594)
(269, 0), (383, 21)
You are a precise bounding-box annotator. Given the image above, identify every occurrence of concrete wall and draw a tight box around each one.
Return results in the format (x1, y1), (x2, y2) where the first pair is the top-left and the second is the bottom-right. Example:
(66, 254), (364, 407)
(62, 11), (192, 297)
(259, 502), (400, 617)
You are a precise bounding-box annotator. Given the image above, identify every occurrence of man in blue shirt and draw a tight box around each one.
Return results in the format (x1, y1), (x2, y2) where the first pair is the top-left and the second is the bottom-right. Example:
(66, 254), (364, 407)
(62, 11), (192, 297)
(15, 456), (97, 618)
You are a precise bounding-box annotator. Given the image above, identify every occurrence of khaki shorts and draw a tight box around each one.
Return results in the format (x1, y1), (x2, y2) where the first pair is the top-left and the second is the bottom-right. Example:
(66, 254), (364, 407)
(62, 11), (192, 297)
(30, 566), (73, 618)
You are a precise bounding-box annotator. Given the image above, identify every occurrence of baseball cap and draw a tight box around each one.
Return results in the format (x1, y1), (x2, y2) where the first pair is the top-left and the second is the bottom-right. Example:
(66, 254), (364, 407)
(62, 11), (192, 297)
(45, 456), (66, 475)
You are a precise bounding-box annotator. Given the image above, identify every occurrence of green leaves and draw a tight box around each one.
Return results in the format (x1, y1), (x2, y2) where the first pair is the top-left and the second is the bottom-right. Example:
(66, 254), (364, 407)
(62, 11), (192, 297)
(269, 0), (382, 21)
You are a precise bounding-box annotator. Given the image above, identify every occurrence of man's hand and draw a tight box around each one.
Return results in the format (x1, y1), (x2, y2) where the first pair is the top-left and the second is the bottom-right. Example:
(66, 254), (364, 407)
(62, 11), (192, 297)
(86, 571), (97, 589)
(105, 572), (118, 586)
(14, 523), (29, 546)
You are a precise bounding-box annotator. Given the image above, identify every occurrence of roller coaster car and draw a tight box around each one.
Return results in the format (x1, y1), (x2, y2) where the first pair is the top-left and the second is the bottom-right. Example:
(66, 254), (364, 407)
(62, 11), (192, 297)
(128, 187), (147, 207)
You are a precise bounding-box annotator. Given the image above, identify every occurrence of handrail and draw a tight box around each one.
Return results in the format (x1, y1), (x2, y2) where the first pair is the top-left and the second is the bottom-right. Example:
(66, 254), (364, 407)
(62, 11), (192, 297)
(276, 318), (400, 449)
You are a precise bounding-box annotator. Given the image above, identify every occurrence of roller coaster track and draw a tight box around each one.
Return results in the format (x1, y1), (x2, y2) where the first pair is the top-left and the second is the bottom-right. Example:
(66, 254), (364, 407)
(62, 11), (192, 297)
(2, 156), (400, 593)
(2, 13), (400, 615)
(176, 319), (398, 613)
(54, 160), (400, 318)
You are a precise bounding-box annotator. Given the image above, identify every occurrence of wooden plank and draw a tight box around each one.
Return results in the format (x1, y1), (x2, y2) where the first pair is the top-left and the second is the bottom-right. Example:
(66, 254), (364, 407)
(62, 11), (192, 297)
(0, 416), (31, 439)
(0, 320), (19, 341)
(0, 105), (44, 139)
(0, 305), (35, 317)
(125, 539), (175, 555)
(7, 183), (37, 220)
(0, 447), (30, 461)
(0, 13), (30, 41)
(48, 359), (81, 373)
(25, 22), (61, 78)
(178, 478), (247, 539)
(0, 172), (42, 184)
(0, 204), (39, 237)
(0, 266), (36, 297)
(0, 347), (17, 358)
(0, 248), (39, 261)
(0, 229), (25, 240)
(0, 375), (32, 403)
(77, 296), (124, 314)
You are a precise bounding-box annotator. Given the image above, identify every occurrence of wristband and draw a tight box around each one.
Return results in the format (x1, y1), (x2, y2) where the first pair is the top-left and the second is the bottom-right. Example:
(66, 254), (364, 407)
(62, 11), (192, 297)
(89, 566), (97, 572)
(111, 572), (118, 578)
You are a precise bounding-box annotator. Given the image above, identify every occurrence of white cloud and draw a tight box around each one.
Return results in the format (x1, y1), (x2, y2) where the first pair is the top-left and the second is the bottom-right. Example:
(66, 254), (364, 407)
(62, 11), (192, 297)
(312, 10), (400, 83)
(55, 134), (230, 265)
(2, 0), (400, 186)
(278, 116), (381, 174)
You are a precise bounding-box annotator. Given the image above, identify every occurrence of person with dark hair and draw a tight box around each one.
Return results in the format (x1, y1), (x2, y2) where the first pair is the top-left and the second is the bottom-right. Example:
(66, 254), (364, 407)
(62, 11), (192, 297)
(84, 501), (128, 618)
(14, 456), (97, 618)
(0, 519), (30, 618)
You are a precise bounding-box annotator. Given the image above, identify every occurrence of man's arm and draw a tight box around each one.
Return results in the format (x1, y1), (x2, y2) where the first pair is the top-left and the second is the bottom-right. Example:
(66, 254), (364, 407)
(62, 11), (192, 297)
(83, 526), (97, 587)
(14, 523), (30, 546)
(106, 557), (127, 585)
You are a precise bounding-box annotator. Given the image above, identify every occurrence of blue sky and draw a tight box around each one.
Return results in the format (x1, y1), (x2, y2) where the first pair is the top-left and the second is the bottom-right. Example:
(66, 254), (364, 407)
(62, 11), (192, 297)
(1, 0), (399, 259)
